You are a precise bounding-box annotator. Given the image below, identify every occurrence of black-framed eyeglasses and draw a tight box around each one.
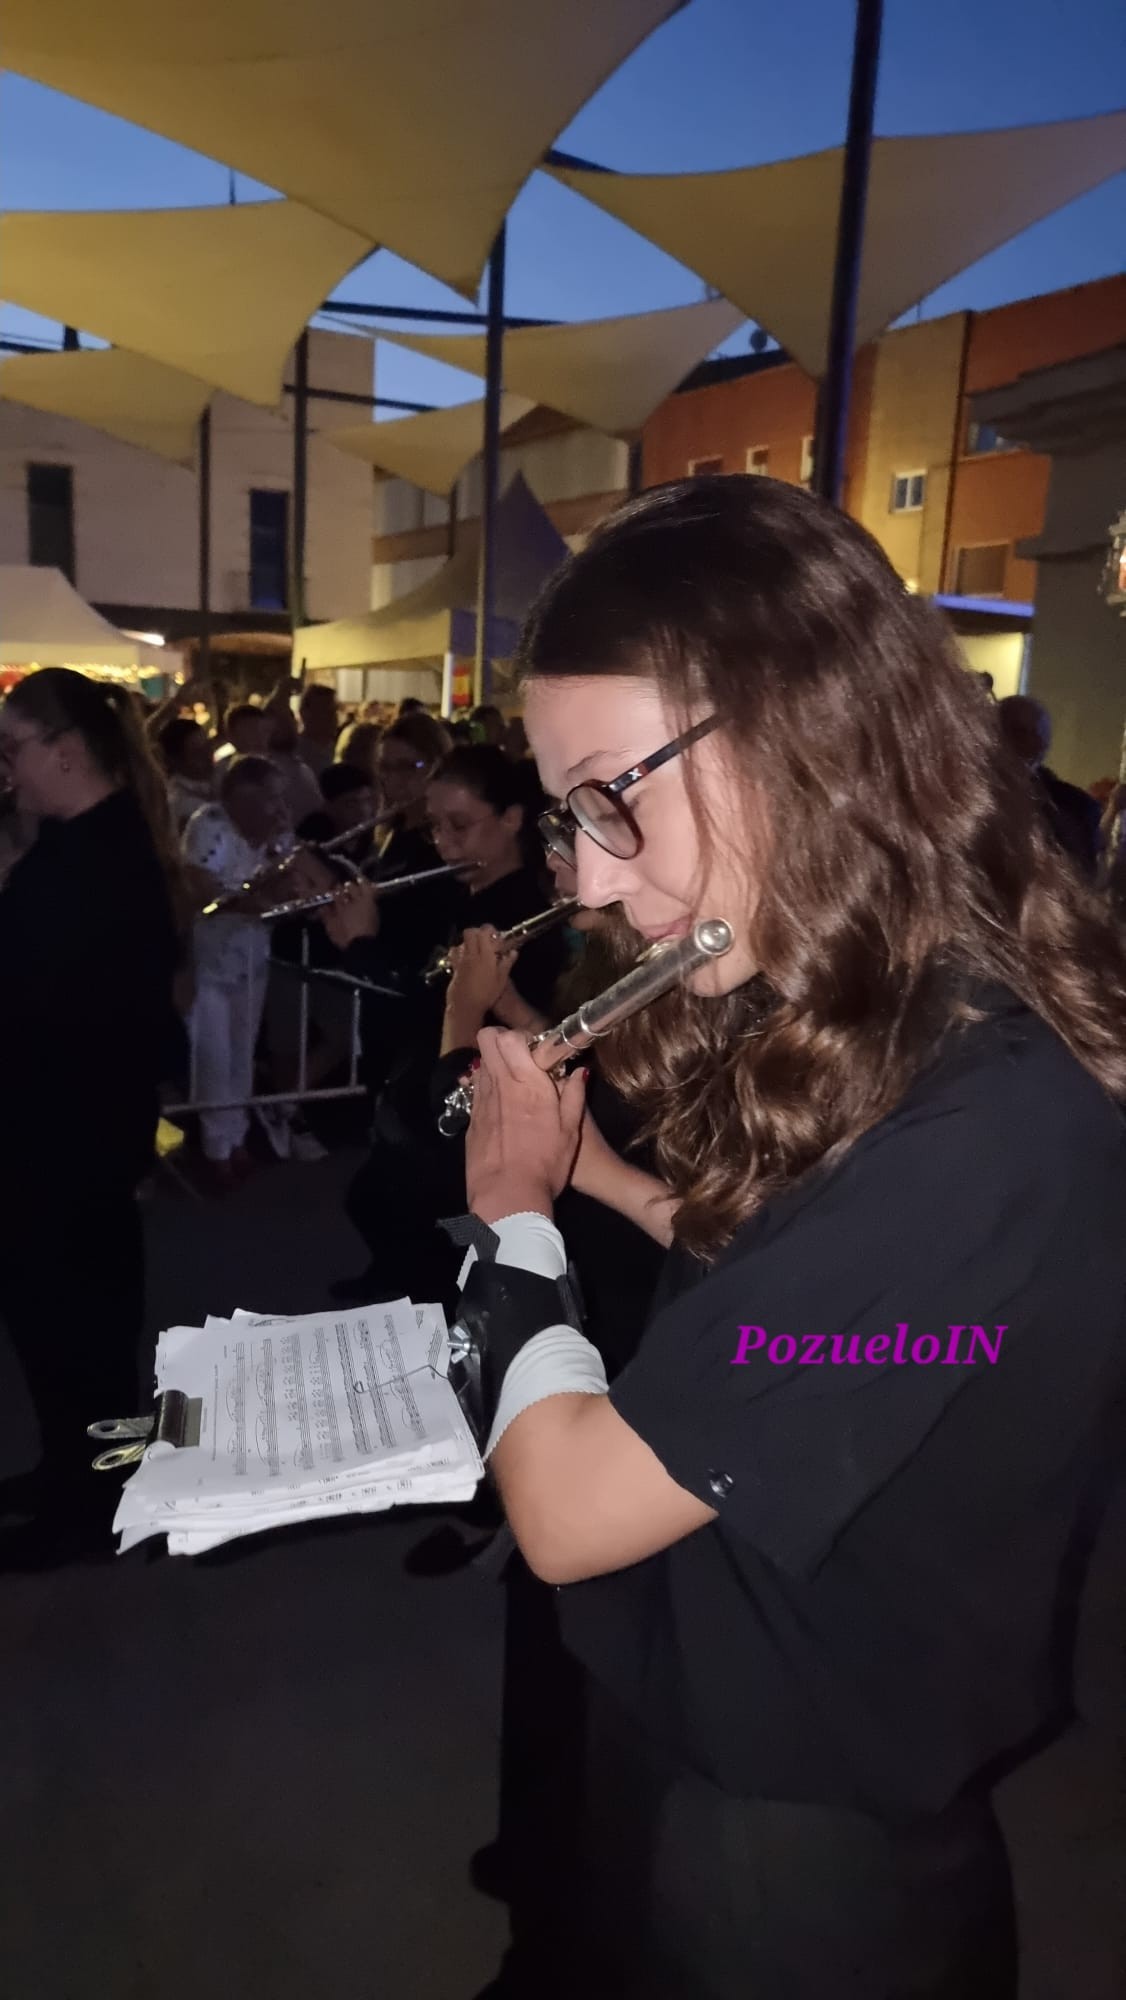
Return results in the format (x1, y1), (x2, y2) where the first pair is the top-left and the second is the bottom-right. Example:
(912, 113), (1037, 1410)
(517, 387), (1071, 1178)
(538, 716), (720, 866)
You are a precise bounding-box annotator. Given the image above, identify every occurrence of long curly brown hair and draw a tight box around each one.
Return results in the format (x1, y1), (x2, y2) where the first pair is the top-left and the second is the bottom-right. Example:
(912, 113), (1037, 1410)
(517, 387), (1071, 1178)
(518, 477), (1126, 1258)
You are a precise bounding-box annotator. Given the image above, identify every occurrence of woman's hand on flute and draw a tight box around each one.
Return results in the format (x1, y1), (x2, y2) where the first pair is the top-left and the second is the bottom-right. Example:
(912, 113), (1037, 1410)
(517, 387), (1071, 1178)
(447, 927), (518, 1019)
(442, 929), (518, 1055)
(322, 879), (380, 948)
(467, 1026), (587, 1225)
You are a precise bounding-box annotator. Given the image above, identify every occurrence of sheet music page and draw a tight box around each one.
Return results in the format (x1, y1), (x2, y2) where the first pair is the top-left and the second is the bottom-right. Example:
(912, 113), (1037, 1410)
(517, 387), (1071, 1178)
(112, 1299), (481, 1553)
(130, 1301), (466, 1506)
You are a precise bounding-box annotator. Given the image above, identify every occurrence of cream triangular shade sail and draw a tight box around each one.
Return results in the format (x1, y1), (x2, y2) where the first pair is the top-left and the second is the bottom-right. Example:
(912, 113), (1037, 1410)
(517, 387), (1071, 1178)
(0, 348), (211, 464)
(383, 298), (744, 436)
(4, 0), (680, 299)
(298, 474), (568, 668)
(327, 394), (535, 497)
(0, 566), (168, 668)
(551, 111), (1126, 379)
(0, 202), (373, 407)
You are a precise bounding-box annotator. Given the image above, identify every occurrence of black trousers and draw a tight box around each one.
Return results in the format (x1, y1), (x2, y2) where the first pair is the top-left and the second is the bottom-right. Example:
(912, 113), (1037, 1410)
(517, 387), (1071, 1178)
(0, 1189), (144, 1511)
(498, 1558), (588, 1947)
(563, 1684), (1018, 2000)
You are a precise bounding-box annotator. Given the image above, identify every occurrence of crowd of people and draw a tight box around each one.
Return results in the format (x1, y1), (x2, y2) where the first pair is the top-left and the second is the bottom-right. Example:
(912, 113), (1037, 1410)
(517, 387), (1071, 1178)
(2, 472), (1126, 1997)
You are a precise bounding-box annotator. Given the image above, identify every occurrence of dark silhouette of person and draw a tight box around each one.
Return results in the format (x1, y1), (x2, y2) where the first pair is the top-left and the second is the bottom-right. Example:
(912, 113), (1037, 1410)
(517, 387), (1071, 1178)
(997, 697), (1102, 882)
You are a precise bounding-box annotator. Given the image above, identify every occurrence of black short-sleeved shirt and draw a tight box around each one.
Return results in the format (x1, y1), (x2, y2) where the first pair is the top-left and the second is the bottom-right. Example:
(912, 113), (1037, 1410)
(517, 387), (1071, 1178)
(558, 983), (1126, 1818)
(0, 790), (179, 1204)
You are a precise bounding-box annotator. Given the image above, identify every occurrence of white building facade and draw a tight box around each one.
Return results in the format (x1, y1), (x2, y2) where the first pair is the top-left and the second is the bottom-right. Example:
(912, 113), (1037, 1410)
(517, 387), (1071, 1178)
(0, 328), (375, 643)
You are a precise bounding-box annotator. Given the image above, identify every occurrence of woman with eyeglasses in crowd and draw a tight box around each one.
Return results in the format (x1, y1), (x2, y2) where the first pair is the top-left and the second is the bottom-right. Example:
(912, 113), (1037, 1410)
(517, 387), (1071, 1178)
(325, 743), (567, 1307)
(446, 477), (1126, 1999)
(0, 669), (181, 1564)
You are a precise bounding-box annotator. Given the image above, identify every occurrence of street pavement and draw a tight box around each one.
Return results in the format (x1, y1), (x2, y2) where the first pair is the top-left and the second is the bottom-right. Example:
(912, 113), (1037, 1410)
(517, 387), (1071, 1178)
(0, 1153), (1123, 1998)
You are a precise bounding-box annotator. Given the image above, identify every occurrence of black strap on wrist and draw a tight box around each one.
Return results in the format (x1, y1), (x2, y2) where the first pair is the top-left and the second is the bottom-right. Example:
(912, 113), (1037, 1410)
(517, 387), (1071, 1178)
(438, 1214), (584, 1444)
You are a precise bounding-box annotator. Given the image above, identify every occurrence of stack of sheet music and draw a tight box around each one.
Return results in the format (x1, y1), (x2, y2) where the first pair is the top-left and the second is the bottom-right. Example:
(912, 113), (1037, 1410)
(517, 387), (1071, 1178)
(112, 1299), (482, 1556)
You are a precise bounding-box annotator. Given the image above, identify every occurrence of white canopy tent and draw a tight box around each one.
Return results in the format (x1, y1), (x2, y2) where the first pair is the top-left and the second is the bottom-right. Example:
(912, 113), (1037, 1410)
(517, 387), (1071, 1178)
(0, 566), (171, 676)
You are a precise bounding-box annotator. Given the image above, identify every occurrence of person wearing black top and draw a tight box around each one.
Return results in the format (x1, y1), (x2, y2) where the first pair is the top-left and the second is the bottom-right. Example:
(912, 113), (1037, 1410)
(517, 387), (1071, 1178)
(293, 758), (377, 855)
(997, 694), (1104, 882)
(315, 710), (454, 1098)
(367, 709), (455, 968)
(265, 760), (381, 1103)
(445, 478), (1126, 1998)
(0, 669), (179, 1560)
(326, 744), (567, 1305)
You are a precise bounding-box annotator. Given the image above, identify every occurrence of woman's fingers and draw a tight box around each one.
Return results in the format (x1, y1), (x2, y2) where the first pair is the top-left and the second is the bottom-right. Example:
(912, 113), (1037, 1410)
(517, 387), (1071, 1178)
(558, 1066), (589, 1147)
(477, 1025), (544, 1084)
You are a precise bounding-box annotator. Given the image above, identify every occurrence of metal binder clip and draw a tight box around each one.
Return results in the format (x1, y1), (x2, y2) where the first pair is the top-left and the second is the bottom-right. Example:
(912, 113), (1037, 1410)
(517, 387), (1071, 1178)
(87, 1388), (201, 1472)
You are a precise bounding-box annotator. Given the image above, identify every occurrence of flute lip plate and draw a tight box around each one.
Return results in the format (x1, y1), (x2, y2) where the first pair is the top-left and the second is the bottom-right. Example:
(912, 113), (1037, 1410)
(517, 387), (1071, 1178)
(696, 918), (734, 955)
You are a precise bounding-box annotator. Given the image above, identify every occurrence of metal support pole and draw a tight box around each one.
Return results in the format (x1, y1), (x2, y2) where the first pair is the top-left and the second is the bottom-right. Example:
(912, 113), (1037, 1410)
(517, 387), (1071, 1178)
(290, 329), (309, 632)
(319, 298), (553, 330)
(475, 225), (507, 707)
(197, 405), (212, 681)
(627, 438), (643, 498)
(283, 382), (435, 414)
(447, 482), (459, 557)
(811, 0), (884, 506)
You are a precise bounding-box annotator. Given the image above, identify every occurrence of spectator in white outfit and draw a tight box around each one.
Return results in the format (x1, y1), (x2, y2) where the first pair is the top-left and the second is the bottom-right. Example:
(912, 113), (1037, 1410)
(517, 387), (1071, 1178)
(182, 757), (292, 1185)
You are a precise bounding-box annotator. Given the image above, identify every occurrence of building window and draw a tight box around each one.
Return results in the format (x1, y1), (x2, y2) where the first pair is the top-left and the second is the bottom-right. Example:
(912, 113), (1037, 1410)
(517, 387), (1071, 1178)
(745, 446), (770, 475)
(800, 436), (815, 486)
(890, 471), (927, 514)
(954, 543), (1009, 597)
(687, 455), (724, 477)
(966, 420), (1016, 456)
(249, 489), (289, 611)
(27, 463), (75, 581)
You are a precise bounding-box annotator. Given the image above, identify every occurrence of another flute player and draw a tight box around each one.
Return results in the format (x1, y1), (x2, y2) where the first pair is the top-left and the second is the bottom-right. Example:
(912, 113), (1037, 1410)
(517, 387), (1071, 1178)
(447, 477), (1126, 2000)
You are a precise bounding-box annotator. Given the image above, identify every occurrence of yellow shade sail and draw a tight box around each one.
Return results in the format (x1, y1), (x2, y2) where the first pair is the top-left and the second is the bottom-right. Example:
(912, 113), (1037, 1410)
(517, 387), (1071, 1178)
(383, 297), (743, 436)
(0, 347), (210, 463)
(299, 473), (567, 667)
(551, 112), (1126, 379)
(326, 394), (535, 497)
(0, 202), (373, 407)
(4, 0), (681, 298)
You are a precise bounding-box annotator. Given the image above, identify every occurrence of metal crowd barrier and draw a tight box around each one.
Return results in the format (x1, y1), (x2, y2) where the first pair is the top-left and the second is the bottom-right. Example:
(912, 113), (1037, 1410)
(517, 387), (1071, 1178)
(163, 927), (375, 1119)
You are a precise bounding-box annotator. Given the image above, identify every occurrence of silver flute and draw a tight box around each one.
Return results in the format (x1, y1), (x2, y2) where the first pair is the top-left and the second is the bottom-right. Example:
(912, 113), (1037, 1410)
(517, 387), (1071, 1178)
(422, 896), (584, 985)
(437, 917), (734, 1137)
(257, 859), (475, 923)
(201, 806), (401, 917)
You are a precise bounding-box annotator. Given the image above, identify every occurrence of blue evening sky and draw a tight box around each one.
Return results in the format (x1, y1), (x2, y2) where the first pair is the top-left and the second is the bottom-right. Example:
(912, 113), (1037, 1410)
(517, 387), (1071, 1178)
(1, 0), (1123, 411)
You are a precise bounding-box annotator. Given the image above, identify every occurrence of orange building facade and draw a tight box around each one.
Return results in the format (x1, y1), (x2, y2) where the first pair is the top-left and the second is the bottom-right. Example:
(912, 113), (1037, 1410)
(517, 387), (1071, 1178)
(370, 275), (1126, 710)
(642, 275), (1126, 616)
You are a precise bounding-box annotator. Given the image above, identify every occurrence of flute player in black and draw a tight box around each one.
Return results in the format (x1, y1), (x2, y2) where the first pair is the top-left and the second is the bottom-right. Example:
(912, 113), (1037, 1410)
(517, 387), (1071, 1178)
(0, 669), (179, 1562)
(446, 478), (1126, 1998)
